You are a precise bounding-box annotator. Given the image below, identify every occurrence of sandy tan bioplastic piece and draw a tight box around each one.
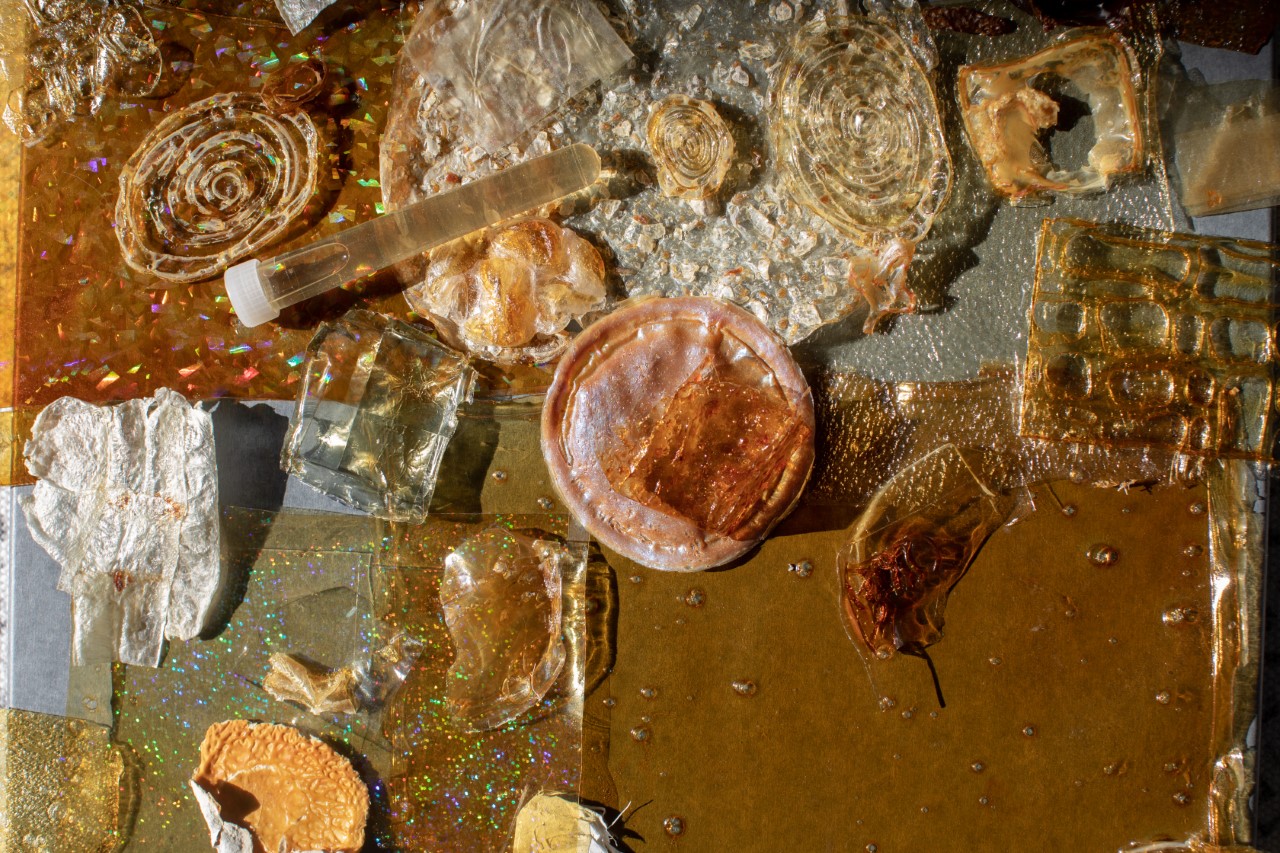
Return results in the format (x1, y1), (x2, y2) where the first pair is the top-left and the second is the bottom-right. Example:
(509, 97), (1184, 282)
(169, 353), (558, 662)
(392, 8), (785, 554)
(190, 720), (368, 853)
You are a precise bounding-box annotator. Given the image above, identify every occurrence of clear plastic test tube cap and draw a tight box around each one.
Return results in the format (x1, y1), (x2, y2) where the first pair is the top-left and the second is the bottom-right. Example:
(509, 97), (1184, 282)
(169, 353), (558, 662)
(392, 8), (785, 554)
(224, 259), (279, 328)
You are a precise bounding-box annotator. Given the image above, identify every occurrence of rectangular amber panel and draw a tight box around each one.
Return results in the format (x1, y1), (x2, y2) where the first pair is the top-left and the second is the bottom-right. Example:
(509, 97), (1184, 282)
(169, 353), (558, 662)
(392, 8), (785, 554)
(1022, 218), (1280, 460)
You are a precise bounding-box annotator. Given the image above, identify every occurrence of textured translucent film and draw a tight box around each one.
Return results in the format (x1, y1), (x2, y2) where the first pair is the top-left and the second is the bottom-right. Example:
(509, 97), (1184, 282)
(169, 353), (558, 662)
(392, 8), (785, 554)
(0, 708), (129, 851)
(646, 95), (735, 201)
(958, 29), (1146, 202)
(1, 0), (162, 145)
(112, 508), (587, 852)
(282, 310), (477, 522)
(18, 388), (220, 667)
(402, 0), (632, 154)
(1022, 218), (1280, 460)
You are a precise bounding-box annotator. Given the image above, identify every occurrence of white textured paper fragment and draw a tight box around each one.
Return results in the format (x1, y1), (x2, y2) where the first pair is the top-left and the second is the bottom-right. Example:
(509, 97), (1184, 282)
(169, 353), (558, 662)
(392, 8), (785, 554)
(19, 389), (221, 667)
(512, 793), (622, 853)
(275, 0), (338, 35)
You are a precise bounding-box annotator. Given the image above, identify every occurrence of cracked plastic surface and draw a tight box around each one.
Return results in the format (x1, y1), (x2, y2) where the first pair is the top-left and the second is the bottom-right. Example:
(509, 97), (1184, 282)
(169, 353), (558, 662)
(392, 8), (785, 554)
(542, 296), (814, 571)
(838, 444), (1014, 661)
(19, 388), (220, 667)
(115, 91), (320, 283)
(440, 526), (569, 731)
(958, 29), (1146, 202)
(646, 95), (735, 201)
(1021, 218), (1280, 460)
(405, 218), (606, 365)
(282, 310), (476, 522)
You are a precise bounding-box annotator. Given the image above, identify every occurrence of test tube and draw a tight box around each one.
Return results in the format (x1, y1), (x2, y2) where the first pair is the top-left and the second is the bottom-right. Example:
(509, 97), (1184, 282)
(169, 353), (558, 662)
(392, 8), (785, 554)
(224, 143), (601, 327)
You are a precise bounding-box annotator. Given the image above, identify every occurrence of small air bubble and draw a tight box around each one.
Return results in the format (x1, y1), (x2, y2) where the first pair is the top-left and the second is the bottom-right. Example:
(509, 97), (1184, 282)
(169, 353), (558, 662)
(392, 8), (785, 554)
(901, 708), (914, 720)
(684, 588), (706, 607)
(1086, 544), (1118, 566)
(603, 697), (617, 708)
(866, 845), (878, 853)
(971, 761), (985, 773)
(1189, 501), (1206, 516)
(1022, 725), (1036, 737)
(490, 469), (508, 483)
(663, 815), (686, 836)
(629, 726), (651, 743)
(1155, 691), (1171, 705)
(979, 796), (990, 806)
(1183, 544), (1204, 558)
(879, 696), (897, 711)
(988, 656), (1002, 666)
(1172, 792), (1191, 806)
(1061, 504), (1077, 517)
(629, 575), (643, 584)
(536, 496), (555, 510)
(82, 697), (98, 711)
(640, 686), (658, 700)
(732, 679), (757, 697)
(920, 806), (929, 814)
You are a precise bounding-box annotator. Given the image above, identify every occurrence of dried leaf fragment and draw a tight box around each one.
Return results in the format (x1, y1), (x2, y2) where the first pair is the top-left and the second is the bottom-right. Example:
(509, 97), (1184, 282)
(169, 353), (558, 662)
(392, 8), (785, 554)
(263, 653), (359, 716)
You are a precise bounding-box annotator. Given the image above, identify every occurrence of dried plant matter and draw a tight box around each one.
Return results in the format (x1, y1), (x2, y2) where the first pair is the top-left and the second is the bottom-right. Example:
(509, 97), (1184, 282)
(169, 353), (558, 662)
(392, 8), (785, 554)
(646, 95), (735, 201)
(440, 527), (569, 731)
(20, 389), (220, 667)
(406, 219), (605, 365)
(958, 30), (1145, 202)
(191, 720), (367, 853)
(543, 297), (815, 571)
(839, 445), (1012, 660)
(263, 653), (359, 716)
(115, 92), (320, 282)
(770, 17), (952, 248)
(3, 0), (162, 144)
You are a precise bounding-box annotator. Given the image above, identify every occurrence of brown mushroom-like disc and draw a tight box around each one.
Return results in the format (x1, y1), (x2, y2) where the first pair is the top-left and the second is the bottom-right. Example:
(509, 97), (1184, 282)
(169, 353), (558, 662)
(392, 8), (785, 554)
(542, 296), (815, 571)
(192, 720), (368, 853)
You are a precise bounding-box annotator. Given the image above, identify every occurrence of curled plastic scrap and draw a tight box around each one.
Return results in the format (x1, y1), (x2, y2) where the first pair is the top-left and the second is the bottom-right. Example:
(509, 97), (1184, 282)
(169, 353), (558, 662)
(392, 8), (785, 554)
(3, 0), (162, 144)
(646, 94), (736, 201)
(770, 15), (953, 332)
(958, 29), (1146, 202)
(19, 389), (221, 667)
(838, 444), (1012, 662)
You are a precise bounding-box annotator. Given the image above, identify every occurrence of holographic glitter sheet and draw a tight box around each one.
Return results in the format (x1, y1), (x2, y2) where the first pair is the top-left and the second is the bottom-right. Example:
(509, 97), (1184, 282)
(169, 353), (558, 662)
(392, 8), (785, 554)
(112, 508), (585, 851)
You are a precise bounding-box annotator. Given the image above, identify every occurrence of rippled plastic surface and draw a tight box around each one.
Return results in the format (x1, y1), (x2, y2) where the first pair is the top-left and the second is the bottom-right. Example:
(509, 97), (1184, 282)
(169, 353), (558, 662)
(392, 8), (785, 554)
(646, 95), (735, 201)
(543, 297), (814, 571)
(0, 708), (130, 852)
(838, 444), (1014, 662)
(2, 0), (161, 145)
(19, 388), (220, 667)
(1022, 218), (1280, 460)
(405, 218), (606, 365)
(958, 29), (1146, 202)
(402, 0), (632, 154)
(282, 310), (476, 521)
(115, 91), (320, 283)
(441, 526), (571, 731)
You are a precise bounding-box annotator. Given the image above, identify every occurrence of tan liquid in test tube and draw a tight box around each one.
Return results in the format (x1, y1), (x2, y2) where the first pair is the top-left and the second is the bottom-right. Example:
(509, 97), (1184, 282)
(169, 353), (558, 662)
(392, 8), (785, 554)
(224, 143), (601, 327)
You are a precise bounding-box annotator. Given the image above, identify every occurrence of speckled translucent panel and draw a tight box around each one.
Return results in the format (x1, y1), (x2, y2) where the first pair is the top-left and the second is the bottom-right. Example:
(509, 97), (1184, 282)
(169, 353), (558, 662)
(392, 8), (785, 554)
(1022, 218), (1280, 460)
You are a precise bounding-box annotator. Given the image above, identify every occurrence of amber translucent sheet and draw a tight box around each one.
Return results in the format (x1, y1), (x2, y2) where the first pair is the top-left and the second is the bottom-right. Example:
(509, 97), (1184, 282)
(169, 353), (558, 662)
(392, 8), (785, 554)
(571, 367), (1263, 849)
(111, 507), (586, 851)
(1023, 218), (1280, 460)
(4, 2), (422, 484)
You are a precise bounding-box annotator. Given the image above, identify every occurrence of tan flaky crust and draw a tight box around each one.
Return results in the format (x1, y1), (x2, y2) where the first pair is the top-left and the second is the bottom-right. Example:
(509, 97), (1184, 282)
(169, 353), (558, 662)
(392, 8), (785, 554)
(192, 720), (368, 853)
(542, 296), (815, 571)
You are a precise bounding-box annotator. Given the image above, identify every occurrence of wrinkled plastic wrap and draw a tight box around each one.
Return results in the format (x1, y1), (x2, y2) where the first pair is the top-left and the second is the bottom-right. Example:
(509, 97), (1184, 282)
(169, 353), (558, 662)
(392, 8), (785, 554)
(1022, 218), (1280, 460)
(274, 0), (338, 35)
(282, 310), (476, 521)
(402, 0), (632, 154)
(19, 388), (221, 667)
(440, 526), (572, 730)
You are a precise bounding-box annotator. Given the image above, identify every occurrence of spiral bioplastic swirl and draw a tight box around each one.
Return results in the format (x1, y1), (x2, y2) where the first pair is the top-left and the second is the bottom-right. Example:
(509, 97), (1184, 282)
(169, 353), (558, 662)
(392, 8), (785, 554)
(115, 93), (320, 283)
(646, 95), (736, 200)
(770, 17), (952, 248)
